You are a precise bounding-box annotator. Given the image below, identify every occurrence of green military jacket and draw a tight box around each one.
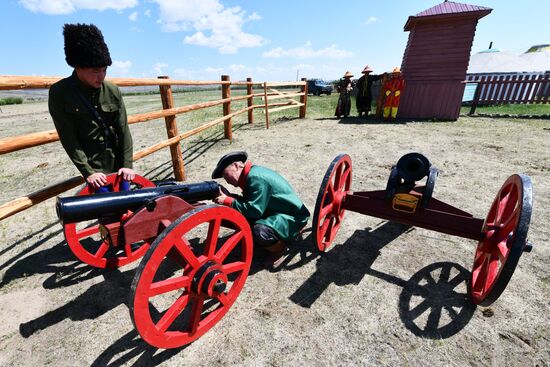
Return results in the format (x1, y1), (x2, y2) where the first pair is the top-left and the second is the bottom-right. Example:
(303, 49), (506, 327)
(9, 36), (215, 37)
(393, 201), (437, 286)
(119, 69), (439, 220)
(230, 163), (310, 241)
(48, 72), (133, 178)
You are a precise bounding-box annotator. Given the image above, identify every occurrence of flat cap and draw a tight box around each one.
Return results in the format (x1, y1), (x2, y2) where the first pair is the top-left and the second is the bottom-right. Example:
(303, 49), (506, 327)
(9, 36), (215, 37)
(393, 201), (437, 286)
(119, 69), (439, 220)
(211, 151), (248, 179)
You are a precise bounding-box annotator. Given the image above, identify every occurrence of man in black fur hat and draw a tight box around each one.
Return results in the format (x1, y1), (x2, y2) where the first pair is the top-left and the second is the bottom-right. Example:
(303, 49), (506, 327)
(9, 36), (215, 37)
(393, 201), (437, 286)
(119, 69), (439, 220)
(49, 23), (135, 192)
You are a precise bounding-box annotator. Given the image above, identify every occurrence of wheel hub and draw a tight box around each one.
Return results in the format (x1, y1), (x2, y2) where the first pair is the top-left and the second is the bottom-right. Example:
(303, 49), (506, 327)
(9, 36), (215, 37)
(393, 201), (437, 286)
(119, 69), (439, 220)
(192, 261), (228, 298)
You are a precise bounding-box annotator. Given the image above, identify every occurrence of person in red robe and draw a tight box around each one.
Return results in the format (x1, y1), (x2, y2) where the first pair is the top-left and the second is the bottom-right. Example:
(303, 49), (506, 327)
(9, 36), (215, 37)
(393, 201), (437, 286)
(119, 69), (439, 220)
(382, 67), (405, 121)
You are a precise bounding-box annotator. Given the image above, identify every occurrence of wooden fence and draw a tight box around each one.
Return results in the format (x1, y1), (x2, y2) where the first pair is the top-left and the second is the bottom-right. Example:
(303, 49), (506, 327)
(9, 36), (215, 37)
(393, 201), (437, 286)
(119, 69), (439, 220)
(465, 72), (550, 114)
(0, 75), (308, 221)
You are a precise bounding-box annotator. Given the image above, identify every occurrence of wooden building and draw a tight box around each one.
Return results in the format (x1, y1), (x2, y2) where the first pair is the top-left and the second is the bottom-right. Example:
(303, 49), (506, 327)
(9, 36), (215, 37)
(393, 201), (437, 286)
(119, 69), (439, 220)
(398, 1), (492, 120)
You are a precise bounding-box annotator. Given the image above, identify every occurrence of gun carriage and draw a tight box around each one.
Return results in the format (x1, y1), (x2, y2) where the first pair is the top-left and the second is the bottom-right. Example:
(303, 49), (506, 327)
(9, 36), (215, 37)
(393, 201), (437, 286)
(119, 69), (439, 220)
(57, 174), (253, 348)
(312, 153), (533, 306)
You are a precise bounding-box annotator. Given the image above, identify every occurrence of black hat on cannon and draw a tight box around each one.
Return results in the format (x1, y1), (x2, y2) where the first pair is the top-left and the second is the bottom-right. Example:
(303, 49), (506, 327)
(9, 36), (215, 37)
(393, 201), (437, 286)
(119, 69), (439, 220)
(212, 151), (248, 179)
(63, 23), (112, 68)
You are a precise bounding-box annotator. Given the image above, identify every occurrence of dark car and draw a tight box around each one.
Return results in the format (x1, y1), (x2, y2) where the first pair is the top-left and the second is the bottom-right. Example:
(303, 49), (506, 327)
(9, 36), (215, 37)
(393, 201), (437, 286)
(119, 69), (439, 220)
(307, 79), (333, 96)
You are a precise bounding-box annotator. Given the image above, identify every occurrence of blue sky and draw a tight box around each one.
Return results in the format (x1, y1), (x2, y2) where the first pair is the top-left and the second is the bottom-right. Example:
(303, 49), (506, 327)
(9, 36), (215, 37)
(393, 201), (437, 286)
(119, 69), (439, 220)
(1, 0), (548, 81)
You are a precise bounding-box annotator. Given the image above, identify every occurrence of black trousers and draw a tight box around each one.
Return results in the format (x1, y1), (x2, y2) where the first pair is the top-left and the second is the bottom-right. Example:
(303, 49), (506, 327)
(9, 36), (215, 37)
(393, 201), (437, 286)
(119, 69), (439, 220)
(252, 224), (280, 248)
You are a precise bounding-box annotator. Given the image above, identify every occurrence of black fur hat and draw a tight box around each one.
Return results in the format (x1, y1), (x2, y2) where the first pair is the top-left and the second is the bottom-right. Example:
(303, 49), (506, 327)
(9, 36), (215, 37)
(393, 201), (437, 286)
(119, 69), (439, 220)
(63, 23), (112, 68)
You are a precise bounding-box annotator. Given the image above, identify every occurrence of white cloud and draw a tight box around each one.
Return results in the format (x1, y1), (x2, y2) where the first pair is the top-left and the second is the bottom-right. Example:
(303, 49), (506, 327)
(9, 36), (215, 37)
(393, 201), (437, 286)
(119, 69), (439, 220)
(365, 16), (380, 25)
(129, 11), (138, 21)
(247, 12), (261, 21)
(263, 42), (353, 59)
(110, 60), (132, 76)
(19, 0), (138, 14)
(153, 62), (169, 76)
(152, 0), (266, 54)
(204, 67), (224, 74)
(144, 9), (151, 17)
(229, 64), (247, 73)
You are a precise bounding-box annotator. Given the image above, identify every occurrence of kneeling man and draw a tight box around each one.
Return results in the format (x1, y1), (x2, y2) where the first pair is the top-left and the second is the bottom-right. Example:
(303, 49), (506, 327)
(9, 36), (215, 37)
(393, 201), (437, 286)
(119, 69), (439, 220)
(212, 151), (310, 267)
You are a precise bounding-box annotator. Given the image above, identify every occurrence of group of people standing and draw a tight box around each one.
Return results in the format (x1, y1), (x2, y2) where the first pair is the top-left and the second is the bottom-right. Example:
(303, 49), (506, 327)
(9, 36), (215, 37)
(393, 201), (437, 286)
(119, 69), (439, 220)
(334, 66), (405, 121)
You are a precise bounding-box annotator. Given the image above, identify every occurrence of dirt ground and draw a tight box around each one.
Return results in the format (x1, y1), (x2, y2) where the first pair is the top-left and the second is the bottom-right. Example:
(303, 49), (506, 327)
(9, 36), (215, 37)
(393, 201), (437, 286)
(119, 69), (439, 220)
(0, 98), (549, 367)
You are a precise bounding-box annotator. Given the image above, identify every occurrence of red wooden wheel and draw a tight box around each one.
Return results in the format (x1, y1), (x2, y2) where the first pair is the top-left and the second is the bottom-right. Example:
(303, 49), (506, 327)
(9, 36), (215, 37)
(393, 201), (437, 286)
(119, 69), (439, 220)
(470, 174), (533, 306)
(130, 204), (253, 348)
(63, 173), (156, 268)
(312, 154), (352, 252)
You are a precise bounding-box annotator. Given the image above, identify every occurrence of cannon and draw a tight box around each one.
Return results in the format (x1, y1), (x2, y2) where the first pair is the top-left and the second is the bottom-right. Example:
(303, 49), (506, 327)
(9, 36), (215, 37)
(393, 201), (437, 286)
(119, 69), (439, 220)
(57, 174), (253, 348)
(312, 153), (533, 306)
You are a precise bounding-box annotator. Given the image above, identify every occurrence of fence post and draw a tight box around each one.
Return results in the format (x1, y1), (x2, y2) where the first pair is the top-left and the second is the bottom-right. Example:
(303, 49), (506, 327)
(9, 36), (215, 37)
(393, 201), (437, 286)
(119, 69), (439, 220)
(469, 82), (481, 116)
(247, 77), (254, 124)
(158, 76), (185, 181)
(263, 82), (270, 129)
(299, 77), (308, 118)
(221, 75), (232, 140)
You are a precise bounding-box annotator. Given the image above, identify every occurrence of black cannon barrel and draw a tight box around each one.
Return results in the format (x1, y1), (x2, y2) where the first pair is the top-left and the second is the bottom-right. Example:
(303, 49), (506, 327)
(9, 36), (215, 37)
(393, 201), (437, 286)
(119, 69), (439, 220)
(395, 152), (431, 182)
(57, 181), (220, 224)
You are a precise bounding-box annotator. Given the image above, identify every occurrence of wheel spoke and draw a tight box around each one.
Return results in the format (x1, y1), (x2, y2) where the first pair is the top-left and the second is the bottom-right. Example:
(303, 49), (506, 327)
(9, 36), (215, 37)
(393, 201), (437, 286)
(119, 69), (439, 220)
(217, 292), (230, 306)
(501, 206), (520, 233)
(439, 265), (451, 282)
(324, 217), (336, 243)
(222, 261), (247, 274)
(318, 216), (332, 242)
(425, 305), (442, 331)
(156, 293), (190, 333)
(495, 190), (511, 225)
(76, 225), (99, 239)
(472, 255), (489, 294)
(445, 305), (459, 319)
(94, 242), (110, 259)
(189, 296), (205, 335)
(329, 220), (341, 243)
(494, 240), (510, 264)
(124, 242), (134, 257)
(447, 273), (465, 289)
(485, 255), (500, 288)
(333, 164), (343, 189)
(173, 237), (200, 269)
(326, 181), (335, 200)
(409, 299), (430, 320)
(148, 275), (191, 297)
(205, 218), (221, 258)
(319, 202), (334, 220)
(424, 272), (437, 285)
(338, 167), (351, 192)
(215, 230), (244, 263)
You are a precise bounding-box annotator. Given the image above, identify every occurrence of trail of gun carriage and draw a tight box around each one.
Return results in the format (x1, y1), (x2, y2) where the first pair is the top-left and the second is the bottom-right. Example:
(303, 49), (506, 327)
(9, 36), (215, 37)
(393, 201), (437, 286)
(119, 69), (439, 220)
(1, 2), (549, 367)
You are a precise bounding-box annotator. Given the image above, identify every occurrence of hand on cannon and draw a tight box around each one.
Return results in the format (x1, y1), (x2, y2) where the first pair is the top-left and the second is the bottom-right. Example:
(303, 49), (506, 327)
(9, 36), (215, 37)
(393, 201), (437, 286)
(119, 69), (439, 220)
(117, 167), (136, 182)
(86, 172), (108, 189)
(214, 185), (232, 205)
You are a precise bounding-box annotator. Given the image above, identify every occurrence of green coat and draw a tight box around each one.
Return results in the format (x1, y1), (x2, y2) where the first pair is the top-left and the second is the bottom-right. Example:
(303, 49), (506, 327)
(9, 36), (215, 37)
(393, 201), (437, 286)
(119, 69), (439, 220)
(48, 72), (133, 178)
(231, 165), (310, 241)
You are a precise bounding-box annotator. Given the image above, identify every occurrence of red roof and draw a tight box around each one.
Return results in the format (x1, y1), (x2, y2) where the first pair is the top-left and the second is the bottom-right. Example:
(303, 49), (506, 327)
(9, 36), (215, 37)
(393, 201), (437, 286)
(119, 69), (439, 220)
(415, 1), (491, 17)
(404, 1), (492, 30)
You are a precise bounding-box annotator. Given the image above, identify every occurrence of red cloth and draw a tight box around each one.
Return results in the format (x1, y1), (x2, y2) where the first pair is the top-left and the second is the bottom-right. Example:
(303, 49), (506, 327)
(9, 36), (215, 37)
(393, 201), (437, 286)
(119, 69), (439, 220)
(382, 76), (405, 108)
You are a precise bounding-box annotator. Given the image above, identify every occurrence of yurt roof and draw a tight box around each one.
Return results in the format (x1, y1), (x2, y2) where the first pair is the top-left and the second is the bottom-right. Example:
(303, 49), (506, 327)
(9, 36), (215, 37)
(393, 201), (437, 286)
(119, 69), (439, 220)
(468, 46), (550, 73)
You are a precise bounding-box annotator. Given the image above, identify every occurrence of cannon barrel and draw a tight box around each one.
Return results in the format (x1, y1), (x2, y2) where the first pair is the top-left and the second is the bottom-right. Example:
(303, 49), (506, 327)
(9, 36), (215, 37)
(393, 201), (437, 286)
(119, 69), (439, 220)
(395, 152), (431, 182)
(57, 181), (220, 224)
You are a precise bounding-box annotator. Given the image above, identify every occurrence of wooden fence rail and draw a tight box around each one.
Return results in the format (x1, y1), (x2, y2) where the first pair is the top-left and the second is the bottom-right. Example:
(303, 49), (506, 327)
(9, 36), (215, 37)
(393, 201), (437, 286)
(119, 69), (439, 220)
(0, 74), (307, 221)
(466, 73), (550, 114)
